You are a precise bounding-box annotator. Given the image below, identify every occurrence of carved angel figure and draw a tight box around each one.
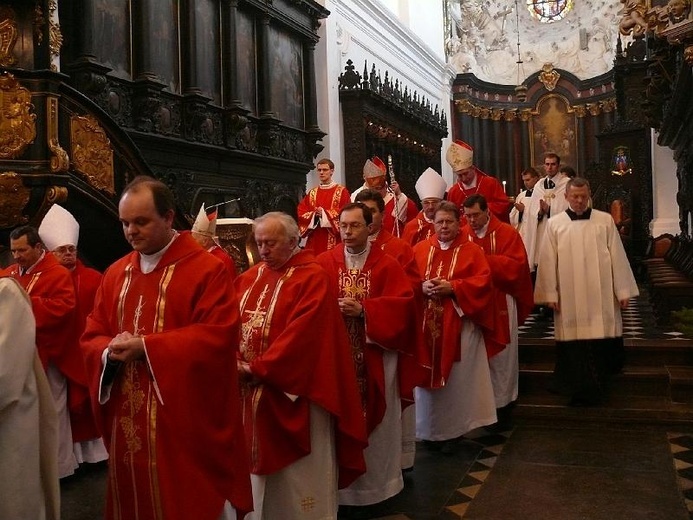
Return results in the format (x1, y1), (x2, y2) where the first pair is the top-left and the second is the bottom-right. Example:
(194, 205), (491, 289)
(618, 0), (650, 37)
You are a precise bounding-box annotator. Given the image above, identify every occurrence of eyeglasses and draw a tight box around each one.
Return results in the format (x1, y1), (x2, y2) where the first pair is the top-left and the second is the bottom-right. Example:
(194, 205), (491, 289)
(339, 222), (365, 231)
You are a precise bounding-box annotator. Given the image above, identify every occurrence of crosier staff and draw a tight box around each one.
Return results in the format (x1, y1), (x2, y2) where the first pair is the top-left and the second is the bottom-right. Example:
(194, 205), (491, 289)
(387, 154), (402, 237)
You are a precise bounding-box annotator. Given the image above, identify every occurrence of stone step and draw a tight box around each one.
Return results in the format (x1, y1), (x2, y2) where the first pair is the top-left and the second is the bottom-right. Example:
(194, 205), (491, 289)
(519, 338), (693, 367)
(519, 363), (671, 398)
(667, 365), (693, 404)
(514, 393), (693, 427)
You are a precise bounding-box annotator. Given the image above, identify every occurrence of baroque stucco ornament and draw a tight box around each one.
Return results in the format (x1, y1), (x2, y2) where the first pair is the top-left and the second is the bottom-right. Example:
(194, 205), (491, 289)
(70, 114), (115, 195)
(538, 63), (561, 91)
(0, 73), (37, 159)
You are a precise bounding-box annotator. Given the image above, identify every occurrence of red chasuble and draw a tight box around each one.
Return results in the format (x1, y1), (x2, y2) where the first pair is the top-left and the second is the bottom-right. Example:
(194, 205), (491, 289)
(402, 211), (436, 246)
(447, 168), (511, 223)
(412, 235), (495, 388)
(235, 250), (367, 488)
(371, 230), (430, 400)
(208, 243), (237, 280)
(383, 195), (419, 238)
(7, 254), (83, 387)
(297, 184), (351, 254)
(69, 260), (103, 442)
(81, 233), (252, 520)
(316, 245), (416, 434)
(462, 217), (534, 344)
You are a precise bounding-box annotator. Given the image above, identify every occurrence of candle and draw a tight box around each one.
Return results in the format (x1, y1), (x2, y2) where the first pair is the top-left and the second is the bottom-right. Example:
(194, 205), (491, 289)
(502, 181), (507, 193)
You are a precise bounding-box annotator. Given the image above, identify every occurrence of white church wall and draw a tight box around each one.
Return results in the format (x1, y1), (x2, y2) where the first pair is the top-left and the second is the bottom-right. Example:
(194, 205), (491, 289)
(311, 0), (454, 190)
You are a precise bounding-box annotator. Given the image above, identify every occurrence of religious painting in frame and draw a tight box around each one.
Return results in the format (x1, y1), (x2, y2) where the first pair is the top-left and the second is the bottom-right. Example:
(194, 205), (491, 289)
(236, 8), (257, 115)
(268, 25), (304, 129)
(528, 94), (578, 173)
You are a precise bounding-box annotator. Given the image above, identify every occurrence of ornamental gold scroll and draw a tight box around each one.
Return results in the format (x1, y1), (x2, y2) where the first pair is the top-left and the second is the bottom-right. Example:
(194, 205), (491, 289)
(0, 73), (37, 159)
(0, 6), (19, 67)
(0, 172), (30, 228)
(70, 114), (115, 195)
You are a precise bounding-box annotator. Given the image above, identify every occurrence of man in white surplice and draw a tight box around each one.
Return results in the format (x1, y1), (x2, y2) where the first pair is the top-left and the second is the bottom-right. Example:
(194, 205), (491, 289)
(522, 153), (570, 271)
(534, 178), (639, 405)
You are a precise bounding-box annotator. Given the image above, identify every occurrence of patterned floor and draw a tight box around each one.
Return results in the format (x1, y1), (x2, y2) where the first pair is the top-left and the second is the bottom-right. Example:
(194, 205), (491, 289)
(669, 433), (693, 520)
(518, 291), (690, 341)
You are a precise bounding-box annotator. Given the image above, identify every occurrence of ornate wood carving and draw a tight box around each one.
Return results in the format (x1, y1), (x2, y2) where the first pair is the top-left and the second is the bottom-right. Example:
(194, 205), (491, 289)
(70, 114), (115, 195)
(0, 172), (30, 228)
(46, 96), (69, 172)
(338, 59), (448, 197)
(0, 72), (37, 159)
(0, 6), (18, 67)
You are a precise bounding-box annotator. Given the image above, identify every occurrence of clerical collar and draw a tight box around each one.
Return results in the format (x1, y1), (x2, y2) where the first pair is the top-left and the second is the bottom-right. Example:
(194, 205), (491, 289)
(438, 239), (454, 250)
(525, 188), (534, 197)
(566, 208), (592, 220)
(345, 242), (371, 270)
(319, 181), (336, 189)
(461, 176), (478, 190)
(423, 214), (435, 224)
(139, 231), (179, 274)
(367, 230), (380, 243)
(473, 220), (490, 238)
(22, 251), (46, 276)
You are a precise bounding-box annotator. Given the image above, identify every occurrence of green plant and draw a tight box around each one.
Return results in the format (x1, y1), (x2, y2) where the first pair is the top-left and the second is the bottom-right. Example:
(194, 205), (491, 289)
(671, 308), (693, 337)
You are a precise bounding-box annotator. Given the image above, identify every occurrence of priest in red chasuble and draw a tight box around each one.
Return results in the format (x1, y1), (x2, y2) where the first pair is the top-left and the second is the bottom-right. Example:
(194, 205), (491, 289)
(412, 201), (498, 448)
(297, 158), (351, 254)
(81, 176), (252, 520)
(317, 203), (417, 508)
(8, 225), (80, 478)
(235, 211), (367, 520)
(461, 194), (534, 429)
(402, 167), (447, 246)
(445, 140), (511, 223)
(354, 189), (429, 472)
(38, 204), (108, 466)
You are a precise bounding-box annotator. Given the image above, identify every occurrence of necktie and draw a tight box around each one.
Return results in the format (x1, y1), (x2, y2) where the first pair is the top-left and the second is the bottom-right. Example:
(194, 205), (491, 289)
(545, 178), (555, 189)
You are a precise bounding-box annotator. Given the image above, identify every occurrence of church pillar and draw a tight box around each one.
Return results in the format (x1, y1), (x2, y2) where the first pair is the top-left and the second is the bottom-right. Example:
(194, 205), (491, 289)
(132, 0), (159, 81)
(575, 106), (587, 173)
(304, 40), (319, 132)
(490, 112), (501, 177)
(180, 0), (202, 95)
(519, 109), (531, 170)
(258, 15), (275, 118)
(650, 130), (681, 236)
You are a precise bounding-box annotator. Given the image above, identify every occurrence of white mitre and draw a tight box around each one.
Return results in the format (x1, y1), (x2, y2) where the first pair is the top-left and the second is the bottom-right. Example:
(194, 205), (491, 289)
(415, 168), (447, 200)
(192, 204), (217, 238)
(39, 204), (79, 250)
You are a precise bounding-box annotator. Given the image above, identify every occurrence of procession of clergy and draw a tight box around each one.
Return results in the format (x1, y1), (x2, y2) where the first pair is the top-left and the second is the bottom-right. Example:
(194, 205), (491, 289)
(0, 139), (638, 520)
